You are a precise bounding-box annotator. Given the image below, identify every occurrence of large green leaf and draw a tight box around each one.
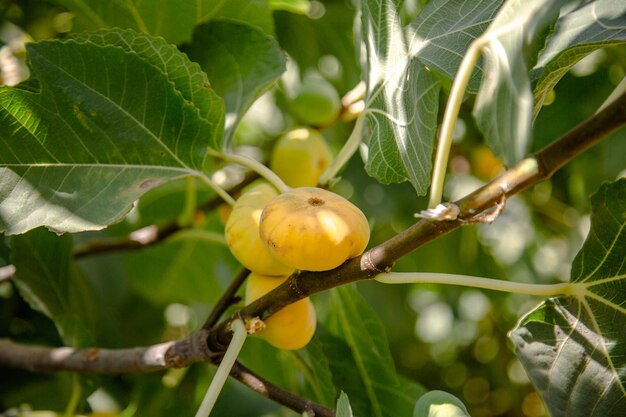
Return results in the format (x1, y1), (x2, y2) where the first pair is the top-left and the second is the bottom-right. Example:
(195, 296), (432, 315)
(323, 285), (425, 417)
(50, 0), (197, 44)
(473, 0), (568, 166)
(407, 0), (504, 91)
(533, 0), (626, 117)
(184, 21), (286, 146)
(10, 228), (98, 347)
(509, 178), (626, 417)
(197, 0), (274, 35)
(303, 335), (340, 406)
(359, 0), (440, 195)
(125, 229), (236, 305)
(70, 29), (224, 128)
(0, 39), (222, 235)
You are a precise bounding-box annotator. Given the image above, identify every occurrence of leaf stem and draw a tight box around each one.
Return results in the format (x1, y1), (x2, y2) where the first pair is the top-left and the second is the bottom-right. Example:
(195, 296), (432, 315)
(63, 374), (81, 417)
(196, 173), (236, 206)
(178, 176), (198, 226)
(209, 150), (290, 193)
(429, 38), (485, 208)
(375, 272), (571, 297)
(195, 319), (247, 417)
(319, 113), (366, 185)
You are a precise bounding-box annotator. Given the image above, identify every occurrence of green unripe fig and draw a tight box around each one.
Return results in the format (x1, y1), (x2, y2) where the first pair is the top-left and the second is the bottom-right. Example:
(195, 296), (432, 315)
(413, 390), (470, 417)
(270, 128), (332, 187)
(290, 75), (341, 126)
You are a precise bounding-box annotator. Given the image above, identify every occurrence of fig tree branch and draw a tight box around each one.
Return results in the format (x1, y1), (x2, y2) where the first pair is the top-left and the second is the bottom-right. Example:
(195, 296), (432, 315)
(0, 330), (214, 373)
(202, 267), (249, 330)
(208, 89), (626, 350)
(230, 362), (335, 417)
(0, 335), (335, 417)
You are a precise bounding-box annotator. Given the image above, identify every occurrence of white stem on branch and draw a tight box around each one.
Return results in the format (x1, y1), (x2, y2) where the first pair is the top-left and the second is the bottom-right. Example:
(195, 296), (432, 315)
(195, 319), (247, 417)
(197, 173), (236, 207)
(429, 38), (486, 209)
(319, 113), (366, 185)
(376, 272), (571, 297)
(209, 150), (290, 194)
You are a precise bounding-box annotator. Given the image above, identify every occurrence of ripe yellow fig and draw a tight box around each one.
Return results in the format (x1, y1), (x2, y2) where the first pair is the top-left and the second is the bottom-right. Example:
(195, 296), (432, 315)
(259, 187), (370, 271)
(225, 183), (294, 276)
(270, 128), (332, 188)
(245, 272), (316, 350)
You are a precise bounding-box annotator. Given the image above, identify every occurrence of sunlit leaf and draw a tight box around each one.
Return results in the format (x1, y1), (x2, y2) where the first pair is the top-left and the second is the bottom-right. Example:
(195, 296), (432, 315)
(359, 0), (440, 194)
(533, 0), (626, 117)
(323, 285), (425, 417)
(473, 0), (568, 166)
(10, 228), (98, 347)
(510, 178), (626, 417)
(0, 39), (222, 235)
(184, 21), (286, 146)
(408, 0), (504, 91)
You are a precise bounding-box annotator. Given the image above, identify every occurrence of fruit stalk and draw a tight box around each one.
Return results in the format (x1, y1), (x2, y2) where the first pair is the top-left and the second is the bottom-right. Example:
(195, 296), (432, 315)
(195, 319), (247, 417)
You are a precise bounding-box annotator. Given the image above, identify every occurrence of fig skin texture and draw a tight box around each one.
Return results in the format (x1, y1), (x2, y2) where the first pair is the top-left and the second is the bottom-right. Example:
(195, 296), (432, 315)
(270, 128), (332, 188)
(245, 272), (316, 350)
(225, 183), (294, 276)
(259, 187), (370, 271)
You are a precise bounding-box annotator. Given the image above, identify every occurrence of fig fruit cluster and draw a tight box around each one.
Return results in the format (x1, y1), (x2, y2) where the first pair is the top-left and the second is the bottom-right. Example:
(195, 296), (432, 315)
(224, 129), (369, 350)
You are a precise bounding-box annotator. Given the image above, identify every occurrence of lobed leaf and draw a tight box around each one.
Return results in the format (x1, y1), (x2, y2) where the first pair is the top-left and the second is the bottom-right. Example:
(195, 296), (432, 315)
(473, 0), (569, 166)
(184, 20), (286, 146)
(359, 0), (440, 195)
(533, 0), (626, 118)
(0, 39), (222, 235)
(407, 0), (503, 91)
(510, 178), (626, 417)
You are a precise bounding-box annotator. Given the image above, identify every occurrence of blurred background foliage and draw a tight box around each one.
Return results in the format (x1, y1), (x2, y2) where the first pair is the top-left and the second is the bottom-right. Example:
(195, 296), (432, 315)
(1, 1), (625, 417)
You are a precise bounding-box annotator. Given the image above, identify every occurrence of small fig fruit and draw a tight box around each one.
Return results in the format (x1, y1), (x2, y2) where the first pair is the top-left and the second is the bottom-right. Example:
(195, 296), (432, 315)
(259, 187), (370, 271)
(225, 183), (294, 276)
(245, 272), (316, 350)
(290, 75), (341, 126)
(270, 128), (332, 187)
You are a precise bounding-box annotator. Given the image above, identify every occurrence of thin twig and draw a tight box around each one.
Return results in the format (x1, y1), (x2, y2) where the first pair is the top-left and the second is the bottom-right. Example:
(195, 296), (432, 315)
(229, 362), (335, 417)
(72, 171), (259, 260)
(203, 268), (249, 330)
